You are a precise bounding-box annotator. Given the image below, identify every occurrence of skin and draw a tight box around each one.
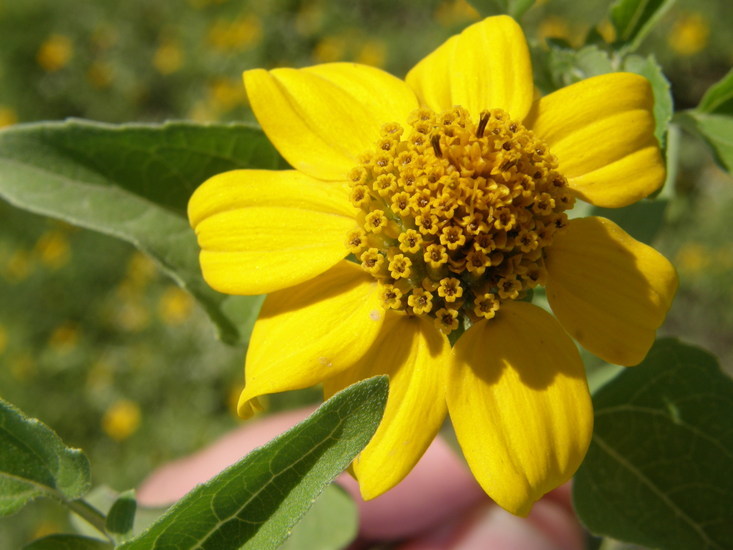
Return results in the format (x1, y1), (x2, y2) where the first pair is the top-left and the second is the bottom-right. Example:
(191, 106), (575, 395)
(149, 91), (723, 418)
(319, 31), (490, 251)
(137, 407), (585, 549)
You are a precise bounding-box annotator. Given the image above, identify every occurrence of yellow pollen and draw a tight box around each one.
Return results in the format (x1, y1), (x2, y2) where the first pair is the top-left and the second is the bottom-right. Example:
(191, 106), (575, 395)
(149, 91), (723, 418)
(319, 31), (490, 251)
(408, 288), (434, 315)
(346, 106), (572, 333)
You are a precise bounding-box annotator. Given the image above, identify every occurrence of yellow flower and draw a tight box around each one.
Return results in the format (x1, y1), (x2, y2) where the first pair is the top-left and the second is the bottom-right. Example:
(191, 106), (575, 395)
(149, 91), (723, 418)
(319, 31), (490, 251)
(668, 13), (709, 56)
(153, 39), (184, 75)
(188, 16), (678, 515)
(0, 325), (7, 355)
(34, 230), (71, 270)
(102, 399), (142, 441)
(356, 39), (387, 68)
(0, 106), (18, 128)
(158, 285), (194, 325)
(48, 322), (80, 353)
(36, 34), (73, 72)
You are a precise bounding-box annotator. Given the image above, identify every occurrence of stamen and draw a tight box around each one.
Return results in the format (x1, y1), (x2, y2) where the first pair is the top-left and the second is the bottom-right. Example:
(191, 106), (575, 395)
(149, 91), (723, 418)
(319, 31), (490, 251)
(408, 288), (434, 315)
(381, 284), (403, 309)
(345, 106), (572, 328)
(476, 111), (490, 138)
(431, 134), (442, 158)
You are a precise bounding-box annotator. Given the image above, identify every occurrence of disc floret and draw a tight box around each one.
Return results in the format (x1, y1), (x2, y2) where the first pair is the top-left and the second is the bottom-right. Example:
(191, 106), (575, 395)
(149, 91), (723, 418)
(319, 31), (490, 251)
(347, 106), (574, 334)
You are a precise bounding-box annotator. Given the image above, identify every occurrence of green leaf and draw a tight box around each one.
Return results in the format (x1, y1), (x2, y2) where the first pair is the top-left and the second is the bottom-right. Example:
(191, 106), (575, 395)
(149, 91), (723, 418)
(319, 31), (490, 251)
(574, 339), (733, 550)
(0, 120), (285, 345)
(279, 485), (357, 550)
(121, 376), (389, 550)
(698, 68), (733, 115)
(23, 535), (112, 550)
(590, 199), (667, 245)
(622, 54), (673, 150)
(106, 490), (137, 542)
(546, 44), (614, 91)
(610, 0), (675, 52)
(0, 398), (91, 516)
(466, 0), (535, 18)
(677, 112), (733, 174)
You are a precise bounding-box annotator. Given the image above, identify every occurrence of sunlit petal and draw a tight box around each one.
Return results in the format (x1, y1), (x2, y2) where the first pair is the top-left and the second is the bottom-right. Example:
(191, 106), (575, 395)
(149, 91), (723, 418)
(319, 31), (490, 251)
(324, 314), (449, 499)
(545, 216), (678, 365)
(245, 63), (419, 181)
(448, 301), (592, 516)
(190, 169), (357, 295)
(406, 16), (534, 120)
(525, 73), (664, 207)
(238, 261), (384, 418)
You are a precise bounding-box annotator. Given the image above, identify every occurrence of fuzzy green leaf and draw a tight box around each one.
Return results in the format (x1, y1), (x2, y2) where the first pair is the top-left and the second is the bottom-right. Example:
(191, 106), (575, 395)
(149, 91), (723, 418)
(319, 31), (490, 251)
(698, 68), (733, 115)
(0, 120), (284, 345)
(678, 112), (733, 174)
(121, 376), (388, 550)
(610, 0), (675, 51)
(574, 339), (733, 550)
(622, 54), (673, 149)
(0, 398), (91, 516)
(279, 485), (358, 550)
(545, 44), (614, 91)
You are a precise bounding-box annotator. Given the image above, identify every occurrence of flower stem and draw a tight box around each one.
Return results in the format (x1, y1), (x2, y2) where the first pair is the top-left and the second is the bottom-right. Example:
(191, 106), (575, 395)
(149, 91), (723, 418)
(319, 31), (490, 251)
(66, 498), (110, 541)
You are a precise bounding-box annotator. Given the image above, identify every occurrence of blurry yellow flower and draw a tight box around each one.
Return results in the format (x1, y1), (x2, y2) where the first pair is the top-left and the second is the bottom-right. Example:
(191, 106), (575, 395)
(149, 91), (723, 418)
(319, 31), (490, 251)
(37, 34), (73, 72)
(207, 15), (262, 52)
(10, 352), (36, 381)
(115, 301), (151, 332)
(675, 242), (709, 274)
(87, 61), (114, 89)
(188, 100), (217, 122)
(669, 13), (709, 56)
(117, 252), (158, 299)
(102, 399), (142, 441)
(295, 1), (324, 36)
(154, 39), (184, 75)
(48, 322), (80, 353)
(0, 325), (7, 355)
(190, 16), (677, 515)
(209, 78), (247, 112)
(538, 16), (577, 46)
(434, 0), (480, 27)
(0, 106), (18, 128)
(356, 39), (387, 68)
(313, 35), (347, 63)
(4, 249), (34, 282)
(34, 230), (70, 270)
(596, 20), (616, 43)
(158, 285), (194, 325)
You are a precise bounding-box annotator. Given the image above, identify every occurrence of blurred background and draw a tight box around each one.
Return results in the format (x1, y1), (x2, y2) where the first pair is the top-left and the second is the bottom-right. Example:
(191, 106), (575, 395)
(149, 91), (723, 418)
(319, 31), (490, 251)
(1, 0), (731, 545)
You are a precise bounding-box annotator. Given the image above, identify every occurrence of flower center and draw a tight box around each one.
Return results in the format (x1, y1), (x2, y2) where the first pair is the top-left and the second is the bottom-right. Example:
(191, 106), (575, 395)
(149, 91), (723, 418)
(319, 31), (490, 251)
(345, 107), (574, 334)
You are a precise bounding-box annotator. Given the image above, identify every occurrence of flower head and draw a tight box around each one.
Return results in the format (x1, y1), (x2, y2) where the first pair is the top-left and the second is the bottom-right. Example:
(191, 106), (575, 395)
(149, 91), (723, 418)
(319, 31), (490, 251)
(189, 16), (678, 515)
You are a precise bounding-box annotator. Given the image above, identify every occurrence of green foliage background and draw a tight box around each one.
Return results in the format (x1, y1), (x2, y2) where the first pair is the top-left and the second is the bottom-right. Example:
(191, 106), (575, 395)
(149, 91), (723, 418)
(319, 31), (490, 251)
(1, 0), (732, 547)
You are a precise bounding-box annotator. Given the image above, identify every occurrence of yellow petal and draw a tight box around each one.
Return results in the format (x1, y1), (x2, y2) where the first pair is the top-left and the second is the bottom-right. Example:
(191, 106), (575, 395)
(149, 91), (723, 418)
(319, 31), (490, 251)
(406, 16), (534, 120)
(238, 261), (384, 417)
(323, 314), (449, 499)
(525, 73), (664, 208)
(448, 301), (592, 516)
(189, 169), (357, 295)
(244, 63), (419, 181)
(545, 216), (678, 366)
